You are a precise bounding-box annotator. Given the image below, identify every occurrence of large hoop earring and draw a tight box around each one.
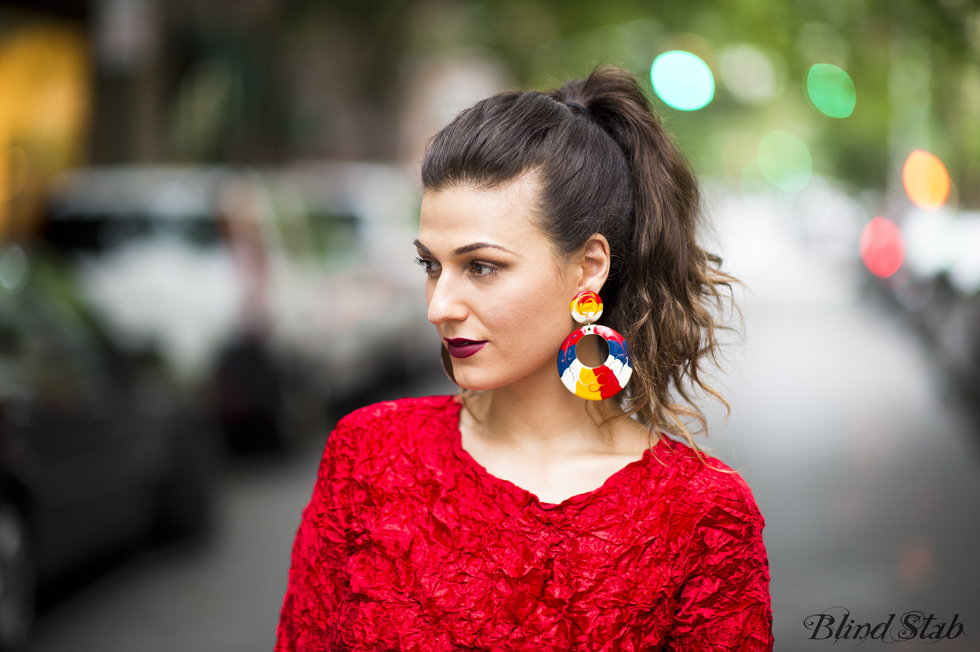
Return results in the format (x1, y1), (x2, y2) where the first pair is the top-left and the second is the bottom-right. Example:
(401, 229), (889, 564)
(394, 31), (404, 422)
(557, 291), (632, 401)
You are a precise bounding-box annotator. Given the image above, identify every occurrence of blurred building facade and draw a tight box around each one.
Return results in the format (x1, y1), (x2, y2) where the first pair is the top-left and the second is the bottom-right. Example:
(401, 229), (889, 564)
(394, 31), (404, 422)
(0, 0), (521, 243)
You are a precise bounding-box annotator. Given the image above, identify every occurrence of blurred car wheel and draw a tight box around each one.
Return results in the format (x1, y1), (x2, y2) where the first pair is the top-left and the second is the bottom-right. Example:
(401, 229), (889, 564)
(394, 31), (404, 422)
(0, 500), (34, 652)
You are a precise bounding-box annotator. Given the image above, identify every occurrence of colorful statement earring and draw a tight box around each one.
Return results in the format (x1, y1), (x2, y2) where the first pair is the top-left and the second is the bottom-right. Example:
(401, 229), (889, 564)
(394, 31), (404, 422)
(557, 291), (633, 400)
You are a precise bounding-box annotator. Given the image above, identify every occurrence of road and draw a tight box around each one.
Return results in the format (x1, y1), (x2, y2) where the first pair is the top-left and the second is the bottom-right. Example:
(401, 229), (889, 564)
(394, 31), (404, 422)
(25, 193), (980, 651)
(710, 192), (980, 649)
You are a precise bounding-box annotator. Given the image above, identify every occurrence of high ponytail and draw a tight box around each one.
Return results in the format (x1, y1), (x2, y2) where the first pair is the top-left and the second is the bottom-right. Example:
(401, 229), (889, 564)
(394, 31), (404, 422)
(421, 64), (737, 456)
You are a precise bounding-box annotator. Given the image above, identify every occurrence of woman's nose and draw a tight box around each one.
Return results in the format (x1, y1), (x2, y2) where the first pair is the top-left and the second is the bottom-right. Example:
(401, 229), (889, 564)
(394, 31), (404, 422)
(427, 276), (467, 326)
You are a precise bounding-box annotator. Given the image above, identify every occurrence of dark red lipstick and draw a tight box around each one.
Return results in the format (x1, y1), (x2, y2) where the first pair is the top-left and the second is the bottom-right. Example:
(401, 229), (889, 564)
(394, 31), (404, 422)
(444, 338), (487, 358)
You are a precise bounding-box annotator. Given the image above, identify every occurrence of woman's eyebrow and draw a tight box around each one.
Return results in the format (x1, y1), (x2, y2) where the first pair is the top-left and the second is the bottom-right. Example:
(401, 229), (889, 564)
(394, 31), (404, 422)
(413, 240), (514, 256)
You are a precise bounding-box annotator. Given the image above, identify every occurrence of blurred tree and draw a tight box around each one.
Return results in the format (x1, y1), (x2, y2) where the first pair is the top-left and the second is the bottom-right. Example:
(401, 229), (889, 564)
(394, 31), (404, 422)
(410, 0), (979, 203)
(54, 0), (980, 202)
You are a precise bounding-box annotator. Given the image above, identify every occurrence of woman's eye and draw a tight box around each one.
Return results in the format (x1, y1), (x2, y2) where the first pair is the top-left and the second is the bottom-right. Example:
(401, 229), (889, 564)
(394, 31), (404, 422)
(414, 256), (439, 277)
(470, 262), (497, 278)
(414, 256), (496, 279)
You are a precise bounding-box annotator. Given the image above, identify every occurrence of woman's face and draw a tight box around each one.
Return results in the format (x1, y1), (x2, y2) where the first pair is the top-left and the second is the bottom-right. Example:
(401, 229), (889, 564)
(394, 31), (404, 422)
(415, 173), (606, 392)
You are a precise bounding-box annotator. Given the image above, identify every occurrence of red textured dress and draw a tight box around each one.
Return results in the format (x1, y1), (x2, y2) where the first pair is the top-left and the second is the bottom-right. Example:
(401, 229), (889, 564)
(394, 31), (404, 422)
(276, 395), (773, 651)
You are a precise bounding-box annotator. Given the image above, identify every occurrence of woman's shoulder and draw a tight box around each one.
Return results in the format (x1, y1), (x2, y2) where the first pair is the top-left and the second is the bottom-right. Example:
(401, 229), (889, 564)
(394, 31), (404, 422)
(327, 395), (457, 450)
(321, 395), (457, 476)
(653, 435), (765, 526)
(336, 394), (457, 430)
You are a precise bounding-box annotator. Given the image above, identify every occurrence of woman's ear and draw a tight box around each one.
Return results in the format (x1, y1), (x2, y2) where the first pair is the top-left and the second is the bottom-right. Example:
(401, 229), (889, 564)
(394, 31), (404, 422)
(577, 234), (611, 294)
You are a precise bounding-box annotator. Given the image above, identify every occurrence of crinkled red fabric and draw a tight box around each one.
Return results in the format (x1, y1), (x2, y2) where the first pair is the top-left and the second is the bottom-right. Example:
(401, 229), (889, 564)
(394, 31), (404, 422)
(276, 395), (773, 651)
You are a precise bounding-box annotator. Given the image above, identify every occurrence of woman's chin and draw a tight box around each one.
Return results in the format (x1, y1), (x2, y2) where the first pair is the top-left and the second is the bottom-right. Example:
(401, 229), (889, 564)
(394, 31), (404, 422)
(454, 378), (497, 393)
(451, 364), (556, 394)
(450, 368), (502, 393)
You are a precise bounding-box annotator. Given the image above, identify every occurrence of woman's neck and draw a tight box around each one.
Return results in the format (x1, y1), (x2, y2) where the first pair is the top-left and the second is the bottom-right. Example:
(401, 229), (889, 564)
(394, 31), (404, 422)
(461, 360), (647, 457)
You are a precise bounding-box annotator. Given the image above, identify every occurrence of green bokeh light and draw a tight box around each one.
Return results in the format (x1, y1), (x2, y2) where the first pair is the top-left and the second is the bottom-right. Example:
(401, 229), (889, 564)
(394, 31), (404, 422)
(650, 51), (714, 111)
(806, 64), (856, 118)
(758, 131), (812, 192)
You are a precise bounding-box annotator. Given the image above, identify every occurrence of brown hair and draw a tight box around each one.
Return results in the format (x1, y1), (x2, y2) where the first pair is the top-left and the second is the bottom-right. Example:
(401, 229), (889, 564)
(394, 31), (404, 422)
(421, 65), (738, 457)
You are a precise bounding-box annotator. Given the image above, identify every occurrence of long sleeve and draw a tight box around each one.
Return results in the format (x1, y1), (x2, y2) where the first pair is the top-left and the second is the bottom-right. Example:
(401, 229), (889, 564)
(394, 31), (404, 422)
(663, 473), (774, 652)
(275, 419), (354, 652)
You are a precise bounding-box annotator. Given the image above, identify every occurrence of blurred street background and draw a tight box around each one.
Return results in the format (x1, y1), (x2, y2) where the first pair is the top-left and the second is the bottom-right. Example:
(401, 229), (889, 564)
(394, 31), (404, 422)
(0, 0), (978, 650)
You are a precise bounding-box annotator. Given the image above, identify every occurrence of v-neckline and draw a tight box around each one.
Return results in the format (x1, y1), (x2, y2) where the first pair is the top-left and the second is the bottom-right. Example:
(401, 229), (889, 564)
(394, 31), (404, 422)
(444, 396), (661, 512)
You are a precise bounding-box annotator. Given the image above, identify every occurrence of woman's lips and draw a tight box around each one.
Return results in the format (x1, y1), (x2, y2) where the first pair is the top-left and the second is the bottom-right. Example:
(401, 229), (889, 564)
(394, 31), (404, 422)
(444, 338), (487, 358)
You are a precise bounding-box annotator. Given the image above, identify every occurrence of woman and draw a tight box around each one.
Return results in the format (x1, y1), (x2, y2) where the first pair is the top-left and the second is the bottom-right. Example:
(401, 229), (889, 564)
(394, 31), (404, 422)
(276, 65), (773, 651)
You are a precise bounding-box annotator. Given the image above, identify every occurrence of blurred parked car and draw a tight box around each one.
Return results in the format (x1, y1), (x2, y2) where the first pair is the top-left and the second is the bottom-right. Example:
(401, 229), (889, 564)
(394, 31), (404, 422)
(40, 163), (438, 451)
(0, 245), (216, 651)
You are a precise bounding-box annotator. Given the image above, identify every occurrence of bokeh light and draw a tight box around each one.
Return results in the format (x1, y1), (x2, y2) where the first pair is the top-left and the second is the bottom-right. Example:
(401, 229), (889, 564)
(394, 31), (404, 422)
(719, 44), (780, 105)
(902, 150), (950, 211)
(860, 217), (905, 278)
(806, 64), (856, 118)
(758, 131), (812, 192)
(650, 51), (714, 111)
